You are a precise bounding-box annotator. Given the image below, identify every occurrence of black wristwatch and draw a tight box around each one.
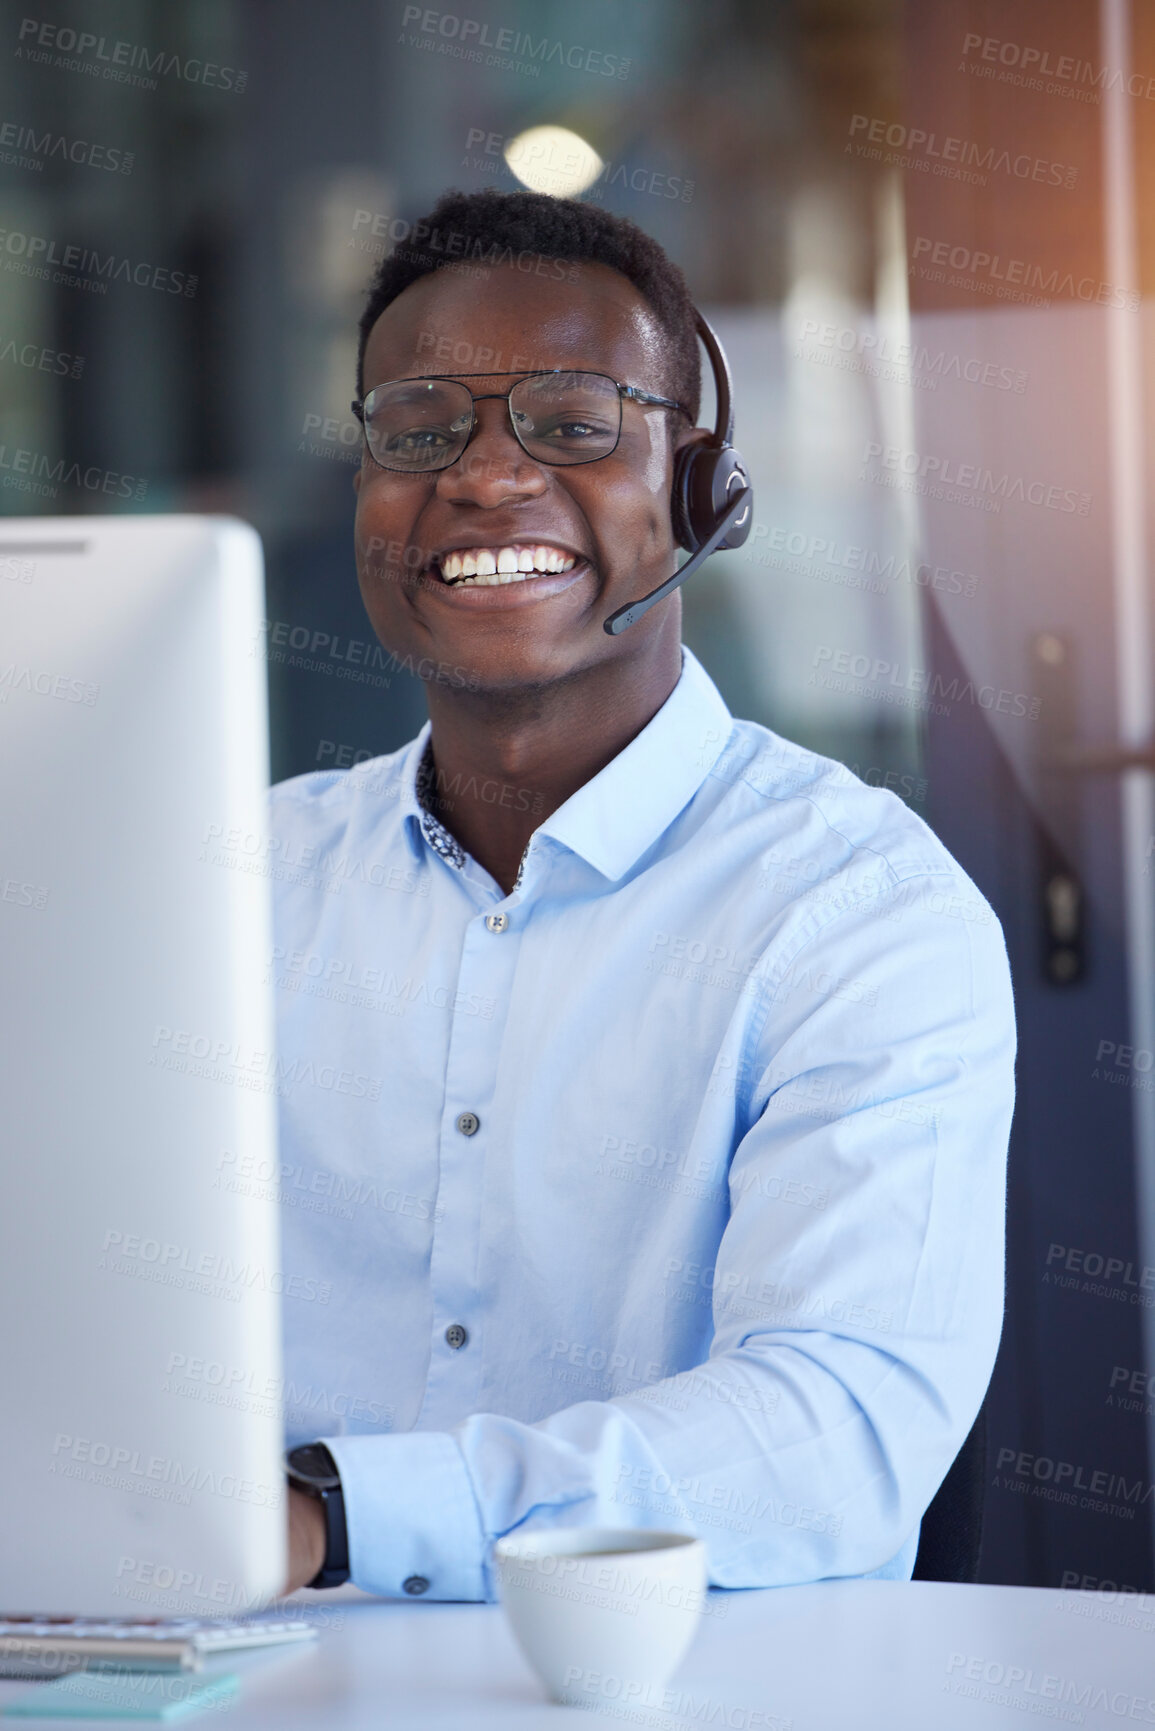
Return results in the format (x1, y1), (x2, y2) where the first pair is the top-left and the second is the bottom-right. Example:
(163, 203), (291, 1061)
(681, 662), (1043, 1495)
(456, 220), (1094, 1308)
(285, 1443), (350, 1589)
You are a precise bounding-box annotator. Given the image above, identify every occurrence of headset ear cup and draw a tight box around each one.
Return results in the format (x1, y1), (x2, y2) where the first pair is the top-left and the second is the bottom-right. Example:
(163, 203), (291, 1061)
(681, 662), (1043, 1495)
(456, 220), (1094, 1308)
(672, 442), (751, 555)
(670, 443), (699, 552)
(671, 443), (727, 553)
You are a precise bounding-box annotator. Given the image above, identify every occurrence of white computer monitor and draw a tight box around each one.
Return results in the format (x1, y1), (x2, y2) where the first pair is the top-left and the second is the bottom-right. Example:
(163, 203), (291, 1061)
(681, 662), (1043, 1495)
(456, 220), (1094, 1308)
(0, 515), (285, 1616)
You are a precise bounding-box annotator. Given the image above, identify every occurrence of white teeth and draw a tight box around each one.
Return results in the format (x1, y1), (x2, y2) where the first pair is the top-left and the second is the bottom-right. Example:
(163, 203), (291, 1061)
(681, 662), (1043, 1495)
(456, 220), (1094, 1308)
(437, 544), (582, 586)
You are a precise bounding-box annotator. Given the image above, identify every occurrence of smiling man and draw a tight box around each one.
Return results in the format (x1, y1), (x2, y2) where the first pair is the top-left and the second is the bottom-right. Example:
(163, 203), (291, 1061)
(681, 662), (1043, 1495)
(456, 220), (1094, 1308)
(273, 188), (1016, 1600)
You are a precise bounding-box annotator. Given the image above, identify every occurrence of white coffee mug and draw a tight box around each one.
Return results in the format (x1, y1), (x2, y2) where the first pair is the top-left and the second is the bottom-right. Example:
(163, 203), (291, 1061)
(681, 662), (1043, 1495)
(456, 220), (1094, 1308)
(493, 1527), (708, 1708)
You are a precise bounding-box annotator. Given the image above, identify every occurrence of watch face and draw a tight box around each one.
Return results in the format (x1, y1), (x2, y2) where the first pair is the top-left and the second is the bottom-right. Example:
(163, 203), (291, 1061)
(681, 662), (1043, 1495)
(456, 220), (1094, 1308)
(287, 1443), (341, 1490)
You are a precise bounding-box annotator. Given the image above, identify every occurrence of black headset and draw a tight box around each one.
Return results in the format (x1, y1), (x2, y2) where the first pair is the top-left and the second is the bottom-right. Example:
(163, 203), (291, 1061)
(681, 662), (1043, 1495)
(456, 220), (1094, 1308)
(603, 310), (753, 635)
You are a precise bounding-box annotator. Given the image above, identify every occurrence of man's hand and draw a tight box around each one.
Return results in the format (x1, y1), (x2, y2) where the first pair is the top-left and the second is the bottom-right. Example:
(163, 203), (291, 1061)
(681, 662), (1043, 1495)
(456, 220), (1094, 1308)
(284, 1485), (327, 1594)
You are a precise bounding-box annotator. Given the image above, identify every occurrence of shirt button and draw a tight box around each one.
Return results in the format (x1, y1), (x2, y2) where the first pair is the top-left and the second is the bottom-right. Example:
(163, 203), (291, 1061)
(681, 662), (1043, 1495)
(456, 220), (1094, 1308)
(402, 1576), (429, 1596)
(485, 912), (509, 933)
(455, 1111), (480, 1137)
(445, 1323), (469, 1350)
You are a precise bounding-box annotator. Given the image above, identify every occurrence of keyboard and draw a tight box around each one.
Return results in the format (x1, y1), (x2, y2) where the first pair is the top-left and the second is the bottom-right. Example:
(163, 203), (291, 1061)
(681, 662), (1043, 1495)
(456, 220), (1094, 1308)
(0, 1614), (318, 1676)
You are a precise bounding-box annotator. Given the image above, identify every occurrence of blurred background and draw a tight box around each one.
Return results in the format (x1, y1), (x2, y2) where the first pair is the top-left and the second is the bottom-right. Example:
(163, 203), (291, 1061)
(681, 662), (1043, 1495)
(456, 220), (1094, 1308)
(3, 0), (1155, 1593)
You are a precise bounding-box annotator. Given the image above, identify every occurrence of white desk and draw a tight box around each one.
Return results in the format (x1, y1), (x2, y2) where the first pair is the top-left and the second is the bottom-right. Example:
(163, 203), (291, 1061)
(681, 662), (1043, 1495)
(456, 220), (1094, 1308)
(2, 1582), (1152, 1727)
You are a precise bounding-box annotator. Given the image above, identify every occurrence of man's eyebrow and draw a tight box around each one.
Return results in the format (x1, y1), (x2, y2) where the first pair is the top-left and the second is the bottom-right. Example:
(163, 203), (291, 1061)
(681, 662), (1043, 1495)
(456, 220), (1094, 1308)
(366, 378), (456, 401)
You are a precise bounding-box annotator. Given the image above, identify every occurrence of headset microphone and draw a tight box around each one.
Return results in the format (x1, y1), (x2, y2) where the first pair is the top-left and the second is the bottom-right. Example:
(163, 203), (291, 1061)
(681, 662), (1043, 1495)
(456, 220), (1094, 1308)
(603, 310), (753, 636)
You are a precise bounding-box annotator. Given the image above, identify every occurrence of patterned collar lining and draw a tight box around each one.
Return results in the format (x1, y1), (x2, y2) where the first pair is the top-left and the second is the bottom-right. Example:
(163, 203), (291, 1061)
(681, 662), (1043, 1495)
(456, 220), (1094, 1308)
(414, 737), (530, 891)
(415, 739), (466, 870)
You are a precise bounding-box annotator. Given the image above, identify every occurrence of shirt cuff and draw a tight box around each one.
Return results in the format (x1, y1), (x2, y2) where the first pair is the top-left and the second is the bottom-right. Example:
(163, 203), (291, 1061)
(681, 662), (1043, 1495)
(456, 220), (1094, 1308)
(321, 1431), (488, 1601)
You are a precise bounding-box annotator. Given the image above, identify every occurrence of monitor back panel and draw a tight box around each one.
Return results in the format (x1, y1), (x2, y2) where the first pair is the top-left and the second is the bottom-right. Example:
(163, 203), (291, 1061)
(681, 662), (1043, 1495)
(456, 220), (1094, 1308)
(0, 517), (285, 1615)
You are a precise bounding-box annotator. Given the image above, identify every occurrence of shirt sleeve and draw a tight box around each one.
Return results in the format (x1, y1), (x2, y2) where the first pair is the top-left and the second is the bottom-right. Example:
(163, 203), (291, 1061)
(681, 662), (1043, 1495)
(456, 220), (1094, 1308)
(322, 867), (1016, 1600)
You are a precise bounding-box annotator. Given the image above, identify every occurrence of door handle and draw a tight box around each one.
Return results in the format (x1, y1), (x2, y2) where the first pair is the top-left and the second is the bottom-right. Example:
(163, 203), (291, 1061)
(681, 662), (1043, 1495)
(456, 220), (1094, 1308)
(1032, 633), (1086, 985)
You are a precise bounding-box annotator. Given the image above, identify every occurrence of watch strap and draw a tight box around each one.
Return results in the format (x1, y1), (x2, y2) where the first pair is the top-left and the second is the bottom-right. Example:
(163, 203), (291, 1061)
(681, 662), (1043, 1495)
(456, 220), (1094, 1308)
(285, 1444), (350, 1589)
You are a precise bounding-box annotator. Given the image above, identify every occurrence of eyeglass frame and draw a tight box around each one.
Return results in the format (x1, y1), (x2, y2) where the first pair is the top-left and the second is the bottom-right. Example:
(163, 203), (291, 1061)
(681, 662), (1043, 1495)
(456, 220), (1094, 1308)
(350, 370), (692, 473)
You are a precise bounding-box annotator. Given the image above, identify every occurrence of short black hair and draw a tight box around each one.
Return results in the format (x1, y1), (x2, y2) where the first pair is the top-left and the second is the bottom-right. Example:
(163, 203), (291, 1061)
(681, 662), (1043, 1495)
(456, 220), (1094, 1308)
(356, 188), (700, 421)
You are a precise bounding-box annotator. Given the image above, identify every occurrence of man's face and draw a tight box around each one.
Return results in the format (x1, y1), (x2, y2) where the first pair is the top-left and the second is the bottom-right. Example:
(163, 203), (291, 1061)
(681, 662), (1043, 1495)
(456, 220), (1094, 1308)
(353, 259), (702, 692)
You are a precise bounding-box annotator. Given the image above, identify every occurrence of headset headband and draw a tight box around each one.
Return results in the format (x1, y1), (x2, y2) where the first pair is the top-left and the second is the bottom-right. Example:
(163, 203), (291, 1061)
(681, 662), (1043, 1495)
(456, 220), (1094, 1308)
(694, 310), (734, 446)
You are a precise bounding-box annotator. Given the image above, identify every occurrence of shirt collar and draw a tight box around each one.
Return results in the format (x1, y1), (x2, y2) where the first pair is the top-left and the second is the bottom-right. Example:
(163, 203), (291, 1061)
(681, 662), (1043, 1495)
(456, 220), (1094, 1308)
(535, 646), (732, 880)
(399, 645), (733, 883)
(405, 732), (466, 871)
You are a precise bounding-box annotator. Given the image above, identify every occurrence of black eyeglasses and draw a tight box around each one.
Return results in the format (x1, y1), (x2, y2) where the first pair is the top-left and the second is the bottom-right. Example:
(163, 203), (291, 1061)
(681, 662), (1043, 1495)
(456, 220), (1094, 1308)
(350, 371), (690, 474)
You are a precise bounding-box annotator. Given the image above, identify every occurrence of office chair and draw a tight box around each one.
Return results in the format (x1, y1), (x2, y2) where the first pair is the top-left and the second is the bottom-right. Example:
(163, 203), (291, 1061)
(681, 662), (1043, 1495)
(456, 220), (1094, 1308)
(911, 1397), (988, 1582)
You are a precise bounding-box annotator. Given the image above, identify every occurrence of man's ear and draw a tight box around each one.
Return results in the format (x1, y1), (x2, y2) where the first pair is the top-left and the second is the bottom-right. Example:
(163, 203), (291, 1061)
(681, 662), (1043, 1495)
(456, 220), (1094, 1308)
(352, 466), (362, 496)
(671, 424), (713, 468)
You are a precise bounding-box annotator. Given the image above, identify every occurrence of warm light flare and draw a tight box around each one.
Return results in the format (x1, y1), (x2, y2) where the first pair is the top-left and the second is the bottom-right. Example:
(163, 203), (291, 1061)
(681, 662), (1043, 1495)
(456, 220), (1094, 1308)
(503, 125), (603, 198)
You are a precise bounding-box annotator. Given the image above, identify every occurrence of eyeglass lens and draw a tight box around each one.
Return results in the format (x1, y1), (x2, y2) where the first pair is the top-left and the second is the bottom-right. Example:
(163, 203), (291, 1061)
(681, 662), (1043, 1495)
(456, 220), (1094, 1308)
(361, 372), (623, 471)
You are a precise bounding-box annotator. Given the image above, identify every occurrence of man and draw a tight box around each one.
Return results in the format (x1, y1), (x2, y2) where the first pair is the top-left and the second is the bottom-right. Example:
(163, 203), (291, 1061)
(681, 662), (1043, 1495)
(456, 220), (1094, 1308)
(275, 188), (1016, 1598)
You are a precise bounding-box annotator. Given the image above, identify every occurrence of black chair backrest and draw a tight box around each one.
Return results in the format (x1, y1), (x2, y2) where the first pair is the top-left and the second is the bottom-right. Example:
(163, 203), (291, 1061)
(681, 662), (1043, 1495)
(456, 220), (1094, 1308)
(912, 1399), (988, 1582)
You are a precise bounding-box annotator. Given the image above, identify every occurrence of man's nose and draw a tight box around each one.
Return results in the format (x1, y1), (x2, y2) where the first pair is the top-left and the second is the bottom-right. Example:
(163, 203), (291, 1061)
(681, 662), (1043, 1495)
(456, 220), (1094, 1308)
(434, 400), (548, 506)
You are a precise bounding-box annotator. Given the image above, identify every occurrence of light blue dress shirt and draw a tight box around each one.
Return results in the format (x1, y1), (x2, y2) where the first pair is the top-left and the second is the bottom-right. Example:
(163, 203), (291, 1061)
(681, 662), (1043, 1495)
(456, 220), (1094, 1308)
(270, 645), (1015, 1600)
